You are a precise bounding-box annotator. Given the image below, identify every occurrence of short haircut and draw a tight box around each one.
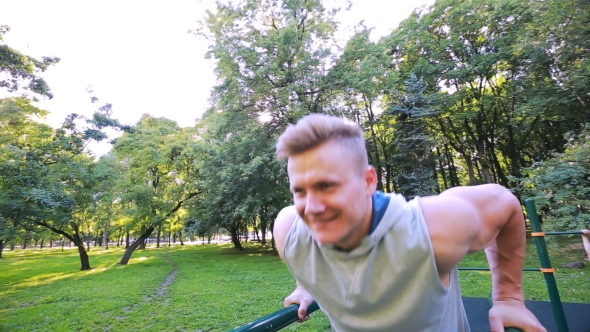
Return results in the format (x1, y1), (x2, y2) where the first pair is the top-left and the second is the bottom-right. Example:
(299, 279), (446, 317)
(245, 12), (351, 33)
(276, 113), (369, 173)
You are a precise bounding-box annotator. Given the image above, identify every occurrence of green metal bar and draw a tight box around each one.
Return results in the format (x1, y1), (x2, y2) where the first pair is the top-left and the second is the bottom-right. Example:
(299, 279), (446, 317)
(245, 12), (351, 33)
(545, 231), (582, 236)
(458, 267), (541, 272)
(524, 199), (569, 332)
(230, 301), (320, 332)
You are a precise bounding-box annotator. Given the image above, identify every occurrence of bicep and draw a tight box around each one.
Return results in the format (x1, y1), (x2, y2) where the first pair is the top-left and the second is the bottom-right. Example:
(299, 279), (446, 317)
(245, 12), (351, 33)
(273, 205), (299, 260)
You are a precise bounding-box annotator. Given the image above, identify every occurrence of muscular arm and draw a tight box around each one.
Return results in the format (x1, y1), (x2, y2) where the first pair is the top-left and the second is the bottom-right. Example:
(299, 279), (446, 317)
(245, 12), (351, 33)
(273, 205), (314, 320)
(419, 184), (525, 300)
(420, 184), (526, 301)
(483, 197), (526, 303)
(420, 184), (545, 331)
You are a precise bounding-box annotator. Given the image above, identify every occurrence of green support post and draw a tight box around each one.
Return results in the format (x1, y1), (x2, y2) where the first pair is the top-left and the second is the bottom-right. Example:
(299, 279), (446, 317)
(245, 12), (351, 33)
(230, 301), (320, 332)
(524, 199), (569, 332)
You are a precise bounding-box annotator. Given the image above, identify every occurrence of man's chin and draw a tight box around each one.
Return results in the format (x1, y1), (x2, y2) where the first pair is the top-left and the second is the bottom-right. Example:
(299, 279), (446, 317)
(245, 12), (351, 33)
(311, 233), (339, 245)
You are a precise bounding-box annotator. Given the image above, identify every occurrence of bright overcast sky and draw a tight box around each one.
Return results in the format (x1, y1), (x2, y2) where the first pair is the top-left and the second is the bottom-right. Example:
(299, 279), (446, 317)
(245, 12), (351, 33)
(1, 0), (434, 155)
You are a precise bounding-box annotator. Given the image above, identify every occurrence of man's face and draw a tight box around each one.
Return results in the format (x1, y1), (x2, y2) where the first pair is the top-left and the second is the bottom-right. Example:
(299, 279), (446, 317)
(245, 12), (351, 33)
(287, 140), (377, 249)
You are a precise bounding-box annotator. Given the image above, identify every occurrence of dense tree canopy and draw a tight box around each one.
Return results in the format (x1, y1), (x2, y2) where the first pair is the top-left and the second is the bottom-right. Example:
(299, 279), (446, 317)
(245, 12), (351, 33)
(1, 0), (589, 266)
(0, 25), (59, 99)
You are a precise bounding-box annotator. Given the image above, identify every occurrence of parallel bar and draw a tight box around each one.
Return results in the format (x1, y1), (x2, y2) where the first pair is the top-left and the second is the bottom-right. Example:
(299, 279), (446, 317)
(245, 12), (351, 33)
(545, 231), (582, 236)
(524, 199), (569, 332)
(231, 301), (320, 332)
(458, 267), (541, 272)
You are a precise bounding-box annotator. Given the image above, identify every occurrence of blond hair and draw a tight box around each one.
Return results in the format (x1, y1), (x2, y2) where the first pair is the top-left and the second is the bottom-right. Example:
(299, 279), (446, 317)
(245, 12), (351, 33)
(276, 114), (368, 173)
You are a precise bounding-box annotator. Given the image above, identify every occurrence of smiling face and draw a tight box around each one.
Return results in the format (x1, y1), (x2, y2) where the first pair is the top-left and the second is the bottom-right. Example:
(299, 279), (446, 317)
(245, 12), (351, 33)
(287, 140), (377, 250)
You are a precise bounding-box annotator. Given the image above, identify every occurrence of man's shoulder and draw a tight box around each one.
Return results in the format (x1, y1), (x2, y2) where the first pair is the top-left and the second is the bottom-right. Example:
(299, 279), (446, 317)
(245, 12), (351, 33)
(273, 206), (300, 259)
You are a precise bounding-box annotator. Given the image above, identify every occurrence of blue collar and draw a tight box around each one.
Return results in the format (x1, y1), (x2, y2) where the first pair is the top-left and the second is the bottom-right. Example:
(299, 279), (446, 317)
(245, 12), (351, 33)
(370, 191), (390, 234)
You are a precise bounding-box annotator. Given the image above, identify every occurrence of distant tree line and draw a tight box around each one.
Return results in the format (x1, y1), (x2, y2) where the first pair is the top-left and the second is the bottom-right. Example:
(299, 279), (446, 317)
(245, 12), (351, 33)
(1, 0), (588, 270)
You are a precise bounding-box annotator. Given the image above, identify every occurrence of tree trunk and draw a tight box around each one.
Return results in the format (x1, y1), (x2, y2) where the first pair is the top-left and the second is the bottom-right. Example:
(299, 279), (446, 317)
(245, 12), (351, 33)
(40, 239), (44, 250)
(364, 101), (384, 191)
(270, 220), (277, 253)
(139, 238), (147, 250)
(476, 141), (493, 184)
(179, 231), (184, 245)
(229, 227), (243, 250)
(0, 239), (4, 258)
(125, 231), (130, 249)
(435, 147), (448, 190)
(102, 223), (108, 251)
(73, 234), (92, 271)
(156, 222), (162, 248)
(443, 144), (460, 187)
(94, 229), (100, 247)
(119, 226), (155, 265)
(259, 206), (268, 245)
(464, 155), (479, 185)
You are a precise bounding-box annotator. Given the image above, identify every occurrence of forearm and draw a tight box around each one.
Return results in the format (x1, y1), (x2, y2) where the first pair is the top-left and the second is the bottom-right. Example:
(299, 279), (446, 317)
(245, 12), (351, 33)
(485, 204), (526, 303)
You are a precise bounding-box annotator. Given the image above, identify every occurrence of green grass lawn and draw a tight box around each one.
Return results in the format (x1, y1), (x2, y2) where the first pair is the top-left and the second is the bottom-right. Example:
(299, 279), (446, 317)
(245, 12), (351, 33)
(0, 237), (588, 332)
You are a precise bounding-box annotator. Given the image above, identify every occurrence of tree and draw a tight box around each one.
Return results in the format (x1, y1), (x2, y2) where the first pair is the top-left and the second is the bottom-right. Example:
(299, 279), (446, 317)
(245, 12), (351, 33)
(380, 0), (587, 189)
(0, 97), (52, 257)
(325, 28), (398, 192)
(386, 74), (439, 198)
(517, 125), (590, 231)
(199, 0), (342, 132)
(193, 110), (290, 250)
(0, 25), (59, 99)
(113, 115), (201, 264)
(0, 95), (128, 268)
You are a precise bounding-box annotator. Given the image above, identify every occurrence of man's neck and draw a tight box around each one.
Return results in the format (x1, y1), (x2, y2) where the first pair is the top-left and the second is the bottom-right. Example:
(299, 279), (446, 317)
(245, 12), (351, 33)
(333, 196), (374, 251)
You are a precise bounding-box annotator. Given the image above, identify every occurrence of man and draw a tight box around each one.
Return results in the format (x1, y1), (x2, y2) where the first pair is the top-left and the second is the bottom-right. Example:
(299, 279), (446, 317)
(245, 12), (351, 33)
(273, 114), (546, 331)
(582, 229), (590, 261)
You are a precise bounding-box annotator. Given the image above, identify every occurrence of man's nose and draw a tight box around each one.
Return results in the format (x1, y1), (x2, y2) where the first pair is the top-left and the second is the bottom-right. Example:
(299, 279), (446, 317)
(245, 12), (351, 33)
(305, 193), (325, 214)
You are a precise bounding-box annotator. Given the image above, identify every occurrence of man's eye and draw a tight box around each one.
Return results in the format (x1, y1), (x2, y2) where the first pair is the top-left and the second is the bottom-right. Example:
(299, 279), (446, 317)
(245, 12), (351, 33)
(318, 183), (332, 190)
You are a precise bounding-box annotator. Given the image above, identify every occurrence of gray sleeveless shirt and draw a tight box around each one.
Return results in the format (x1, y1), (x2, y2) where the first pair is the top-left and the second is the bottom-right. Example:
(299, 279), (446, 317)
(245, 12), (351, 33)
(283, 193), (470, 332)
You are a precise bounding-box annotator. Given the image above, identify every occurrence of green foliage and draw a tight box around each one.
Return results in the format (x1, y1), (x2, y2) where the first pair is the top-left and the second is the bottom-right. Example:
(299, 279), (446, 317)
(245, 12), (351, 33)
(325, 28), (398, 191)
(380, 0), (589, 188)
(192, 111), (290, 248)
(0, 25), (60, 99)
(111, 115), (203, 261)
(517, 125), (590, 231)
(200, 0), (341, 130)
(387, 73), (440, 197)
(0, 94), (128, 267)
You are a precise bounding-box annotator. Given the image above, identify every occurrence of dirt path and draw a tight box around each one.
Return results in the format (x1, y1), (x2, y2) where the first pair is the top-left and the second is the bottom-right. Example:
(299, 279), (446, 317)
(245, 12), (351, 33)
(146, 252), (178, 302)
(111, 252), (179, 329)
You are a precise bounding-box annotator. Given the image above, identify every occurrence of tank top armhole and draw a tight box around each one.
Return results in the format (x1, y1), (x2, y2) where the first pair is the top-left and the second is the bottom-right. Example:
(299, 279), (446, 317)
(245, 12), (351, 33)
(283, 215), (302, 261)
(411, 197), (453, 293)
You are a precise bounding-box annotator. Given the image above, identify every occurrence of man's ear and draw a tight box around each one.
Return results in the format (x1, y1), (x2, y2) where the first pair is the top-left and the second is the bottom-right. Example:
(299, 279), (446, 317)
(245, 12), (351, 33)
(364, 166), (378, 193)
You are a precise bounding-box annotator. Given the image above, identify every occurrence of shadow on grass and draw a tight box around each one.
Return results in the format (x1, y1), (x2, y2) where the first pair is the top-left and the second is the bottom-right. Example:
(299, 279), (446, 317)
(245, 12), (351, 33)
(213, 243), (277, 256)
